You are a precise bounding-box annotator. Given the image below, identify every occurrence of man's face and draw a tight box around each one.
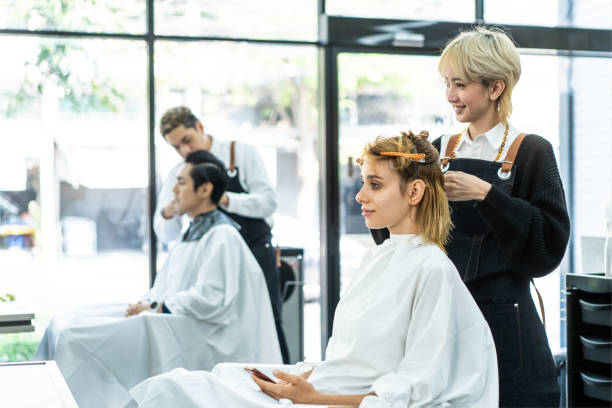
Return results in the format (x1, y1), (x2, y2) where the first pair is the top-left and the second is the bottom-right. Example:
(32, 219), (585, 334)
(164, 122), (208, 159)
(172, 163), (202, 216)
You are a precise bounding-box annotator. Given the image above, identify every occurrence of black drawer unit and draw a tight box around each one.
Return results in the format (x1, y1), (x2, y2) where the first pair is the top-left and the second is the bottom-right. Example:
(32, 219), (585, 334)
(566, 273), (612, 407)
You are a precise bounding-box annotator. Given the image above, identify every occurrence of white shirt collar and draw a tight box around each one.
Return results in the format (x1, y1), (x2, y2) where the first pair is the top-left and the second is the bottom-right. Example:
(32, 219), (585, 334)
(457, 122), (507, 150)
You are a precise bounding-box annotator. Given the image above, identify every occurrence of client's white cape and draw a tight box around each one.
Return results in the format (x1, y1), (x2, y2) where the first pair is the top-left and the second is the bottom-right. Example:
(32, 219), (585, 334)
(130, 234), (498, 407)
(35, 224), (281, 408)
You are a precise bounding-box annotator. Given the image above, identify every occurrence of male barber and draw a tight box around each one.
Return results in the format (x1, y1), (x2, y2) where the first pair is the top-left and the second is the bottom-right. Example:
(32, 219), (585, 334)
(155, 106), (289, 363)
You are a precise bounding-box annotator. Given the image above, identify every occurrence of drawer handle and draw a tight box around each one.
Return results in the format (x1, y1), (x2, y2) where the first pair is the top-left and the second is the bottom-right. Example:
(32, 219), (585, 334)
(578, 299), (612, 311)
(579, 336), (612, 348)
(580, 372), (612, 385)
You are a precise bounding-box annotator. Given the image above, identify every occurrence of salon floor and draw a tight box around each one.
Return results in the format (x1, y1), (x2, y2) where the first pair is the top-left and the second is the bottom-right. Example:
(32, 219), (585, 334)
(0, 247), (322, 362)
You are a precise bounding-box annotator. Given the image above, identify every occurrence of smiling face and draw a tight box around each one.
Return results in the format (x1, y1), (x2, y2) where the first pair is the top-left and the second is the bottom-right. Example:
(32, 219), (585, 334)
(355, 158), (418, 234)
(443, 67), (498, 126)
(164, 122), (209, 159)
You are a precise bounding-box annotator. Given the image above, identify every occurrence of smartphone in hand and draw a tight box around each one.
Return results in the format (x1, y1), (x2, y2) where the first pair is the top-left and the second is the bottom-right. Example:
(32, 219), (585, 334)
(244, 367), (277, 384)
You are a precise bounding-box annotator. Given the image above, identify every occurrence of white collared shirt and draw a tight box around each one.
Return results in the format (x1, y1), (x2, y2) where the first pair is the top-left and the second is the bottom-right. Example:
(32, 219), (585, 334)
(440, 122), (521, 162)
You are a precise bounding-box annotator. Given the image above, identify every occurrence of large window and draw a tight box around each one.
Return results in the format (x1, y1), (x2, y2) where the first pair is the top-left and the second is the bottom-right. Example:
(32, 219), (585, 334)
(0, 1), (323, 364)
(155, 41), (321, 359)
(572, 57), (612, 276)
(0, 35), (149, 361)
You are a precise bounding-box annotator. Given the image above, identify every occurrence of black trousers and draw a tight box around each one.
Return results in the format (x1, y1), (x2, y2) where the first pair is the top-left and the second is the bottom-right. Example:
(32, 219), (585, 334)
(250, 241), (290, 364)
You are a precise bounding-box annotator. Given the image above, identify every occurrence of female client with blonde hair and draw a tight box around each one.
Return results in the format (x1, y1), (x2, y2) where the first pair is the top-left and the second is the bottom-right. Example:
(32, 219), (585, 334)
(129, 131), (498, 407)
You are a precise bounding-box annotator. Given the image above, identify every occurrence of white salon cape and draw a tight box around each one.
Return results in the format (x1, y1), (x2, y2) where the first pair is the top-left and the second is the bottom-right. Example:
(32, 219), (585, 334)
(130, 234), (498, 407)
(35, 222), (282, 408)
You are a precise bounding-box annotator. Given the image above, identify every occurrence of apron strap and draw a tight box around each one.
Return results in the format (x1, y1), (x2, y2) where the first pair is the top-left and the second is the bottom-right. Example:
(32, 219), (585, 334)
(229, 141), (236, 172)
(441, 133), (461, 167)
(500, 133), (526, 173)
(531, 278), (546, 330)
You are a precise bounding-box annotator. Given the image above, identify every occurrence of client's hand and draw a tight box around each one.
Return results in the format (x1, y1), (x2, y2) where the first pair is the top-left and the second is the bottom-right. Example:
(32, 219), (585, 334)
(162, 199), (179, 219)
(252, 370), (322, 405)
(125, 301), (149, 317)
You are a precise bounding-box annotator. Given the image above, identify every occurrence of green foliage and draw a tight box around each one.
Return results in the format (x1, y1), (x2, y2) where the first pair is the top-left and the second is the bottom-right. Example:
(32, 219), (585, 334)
(6, 41), (126, 117)
(5, 0), (128, 117)
(10, 0), (144, 32)
(0, 294), (16, 302)
(0, 333), (39, 362)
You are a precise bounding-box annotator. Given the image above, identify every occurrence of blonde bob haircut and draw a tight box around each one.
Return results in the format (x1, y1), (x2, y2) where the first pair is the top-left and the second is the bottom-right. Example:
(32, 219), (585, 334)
(438, 26), (521, 124)
(359, 131), (452, 252)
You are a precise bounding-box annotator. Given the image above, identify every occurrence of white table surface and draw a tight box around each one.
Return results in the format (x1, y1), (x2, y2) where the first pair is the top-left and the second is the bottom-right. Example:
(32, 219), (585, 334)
(0, 361), (77, 408)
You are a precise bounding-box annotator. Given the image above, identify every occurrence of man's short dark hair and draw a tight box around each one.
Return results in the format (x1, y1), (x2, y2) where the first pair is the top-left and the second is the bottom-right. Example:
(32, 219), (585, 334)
(160, 106), (199, 137)
(189, 163), (227, 204)
(185, 150), (225, 173)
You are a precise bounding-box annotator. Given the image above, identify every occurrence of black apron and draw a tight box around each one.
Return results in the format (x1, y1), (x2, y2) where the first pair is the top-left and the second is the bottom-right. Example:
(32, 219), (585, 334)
(441, 137), (559, 407)
(219, 142), (289, 364)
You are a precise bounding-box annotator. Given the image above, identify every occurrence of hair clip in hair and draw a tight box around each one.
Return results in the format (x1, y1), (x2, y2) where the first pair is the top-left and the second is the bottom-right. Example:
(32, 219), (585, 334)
(380, 152), (426, 163)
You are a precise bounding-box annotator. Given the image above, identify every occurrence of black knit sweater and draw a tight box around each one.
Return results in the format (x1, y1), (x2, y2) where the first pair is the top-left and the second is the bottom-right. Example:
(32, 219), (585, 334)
(433, 134), (571, 278)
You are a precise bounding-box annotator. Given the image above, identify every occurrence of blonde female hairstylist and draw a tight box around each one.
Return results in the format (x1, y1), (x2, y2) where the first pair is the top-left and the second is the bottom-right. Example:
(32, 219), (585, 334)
(371, 26), (570, 407)
(435, 27), (569, 407)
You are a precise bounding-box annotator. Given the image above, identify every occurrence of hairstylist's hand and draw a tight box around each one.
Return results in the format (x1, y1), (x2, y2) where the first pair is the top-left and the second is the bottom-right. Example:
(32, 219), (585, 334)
(444, 171), (492, 201)
(219, 193), (229, 208)
(252, 370), (323, 405)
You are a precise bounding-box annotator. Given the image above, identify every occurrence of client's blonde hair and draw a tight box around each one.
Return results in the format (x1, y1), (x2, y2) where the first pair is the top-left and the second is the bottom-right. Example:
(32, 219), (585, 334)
(438, 26), (521, 123)
(359, 131), (452, 251)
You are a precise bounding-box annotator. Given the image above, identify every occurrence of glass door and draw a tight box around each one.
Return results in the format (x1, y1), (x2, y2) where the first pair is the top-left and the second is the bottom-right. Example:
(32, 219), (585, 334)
(337, 52), (454, 292)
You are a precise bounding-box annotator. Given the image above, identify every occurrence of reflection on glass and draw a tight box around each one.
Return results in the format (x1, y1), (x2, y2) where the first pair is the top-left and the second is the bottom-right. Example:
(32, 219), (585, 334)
(155, 41), (320, 360)
(571, 0), (612, 29)
(511, 55), (561, 149)
(485, 0), (559, 26)
(327, 0), (474, 22)
(0, 0), (145, 33)
(486, 0), (612, 28)
(154, 0), (318, 41)
(0, 36), (148, 361)
(572, 58), (612, 276)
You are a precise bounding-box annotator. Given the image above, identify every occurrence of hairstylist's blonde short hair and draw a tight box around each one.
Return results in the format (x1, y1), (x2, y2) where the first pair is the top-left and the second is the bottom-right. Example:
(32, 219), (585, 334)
(439, 26), (521, 123)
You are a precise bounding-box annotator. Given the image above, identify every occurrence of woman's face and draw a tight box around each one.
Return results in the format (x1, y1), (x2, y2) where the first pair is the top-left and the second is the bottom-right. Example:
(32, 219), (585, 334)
(355, 158), (416, 234)
(443, 67), (496, 124)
